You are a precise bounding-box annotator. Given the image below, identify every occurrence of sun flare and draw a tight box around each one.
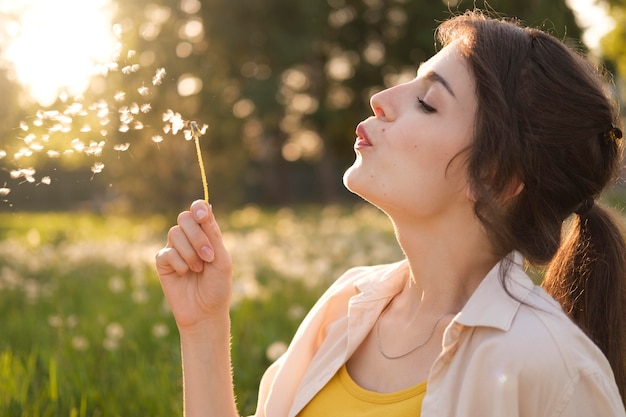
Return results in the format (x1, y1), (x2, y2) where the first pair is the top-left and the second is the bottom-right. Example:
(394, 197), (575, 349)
(0, 0), (118, 106)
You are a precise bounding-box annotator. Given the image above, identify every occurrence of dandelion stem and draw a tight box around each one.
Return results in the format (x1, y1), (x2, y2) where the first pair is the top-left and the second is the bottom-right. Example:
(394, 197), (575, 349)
(190, 122), (209, 202)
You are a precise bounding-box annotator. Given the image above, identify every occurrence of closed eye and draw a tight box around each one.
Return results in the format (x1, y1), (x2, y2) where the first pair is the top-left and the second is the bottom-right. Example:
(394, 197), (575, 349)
(417, 97), (436, 113)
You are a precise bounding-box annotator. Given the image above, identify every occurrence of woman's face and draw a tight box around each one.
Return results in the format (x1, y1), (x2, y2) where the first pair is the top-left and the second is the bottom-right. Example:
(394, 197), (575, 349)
(343, 41), (478, 221)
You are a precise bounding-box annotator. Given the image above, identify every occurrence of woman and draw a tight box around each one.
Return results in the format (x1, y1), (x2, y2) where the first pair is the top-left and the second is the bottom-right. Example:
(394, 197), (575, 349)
(156, 10), (626, 416)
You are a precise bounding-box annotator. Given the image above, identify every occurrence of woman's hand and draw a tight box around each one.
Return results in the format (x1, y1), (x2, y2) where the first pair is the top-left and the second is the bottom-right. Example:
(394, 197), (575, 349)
(156, 200), (232, 330)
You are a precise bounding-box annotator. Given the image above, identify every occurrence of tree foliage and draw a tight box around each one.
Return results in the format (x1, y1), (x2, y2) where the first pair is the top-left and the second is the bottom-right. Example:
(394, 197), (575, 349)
(0, 0), (584, 212)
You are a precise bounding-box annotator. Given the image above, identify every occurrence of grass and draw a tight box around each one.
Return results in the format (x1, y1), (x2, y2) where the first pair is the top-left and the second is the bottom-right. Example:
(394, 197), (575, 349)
(0, 204), (401, 416)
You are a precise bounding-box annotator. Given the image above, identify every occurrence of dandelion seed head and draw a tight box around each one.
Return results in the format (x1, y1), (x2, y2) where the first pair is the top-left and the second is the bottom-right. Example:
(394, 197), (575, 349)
(48, 315), (63, 328)
(106, 322), (125, 339)
(108, 275), (125, 293)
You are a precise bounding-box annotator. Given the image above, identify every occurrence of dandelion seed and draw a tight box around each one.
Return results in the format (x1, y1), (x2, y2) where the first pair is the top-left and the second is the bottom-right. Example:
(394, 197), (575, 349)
(33, 118), (43, 127)
(23, 133), (37, 144)
(47, 150), (60, 158)
(114, 91), (126, 102)
(133, 121), (144, 130)
(163, 125), (171, 134)
(0, 150), (5, 159)
(140, 103), (151, 113)
(121, 64), (140, 74)
(41, 177), (51, 185)
(129, 103), (139, 114)
(0, 187), (10, 196)
(170, 112), (184, 134)
(65, 102), (83, 115)
(80, 124), (92, 132)
(71, 139), (85, 152)
(153, 67), (166, 85)
(162, 109), (174, 122)
(113, 143), (130, 152)
(127, 49), (137, 59)
(119, 124), (130, 133)
(137, 86), (150, 96)
(29, 143), (44, 152)
(19, 121), (28, 131)
(91, 162), (105, 174)
(151, 135), (164, 143)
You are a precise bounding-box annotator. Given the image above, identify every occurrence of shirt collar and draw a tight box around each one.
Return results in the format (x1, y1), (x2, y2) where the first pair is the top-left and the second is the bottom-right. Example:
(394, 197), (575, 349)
(455, 251), (535, 331)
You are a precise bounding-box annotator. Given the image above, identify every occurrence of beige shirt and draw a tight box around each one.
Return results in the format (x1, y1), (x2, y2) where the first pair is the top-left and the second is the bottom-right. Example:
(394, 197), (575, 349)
(252, 253), (625, 417)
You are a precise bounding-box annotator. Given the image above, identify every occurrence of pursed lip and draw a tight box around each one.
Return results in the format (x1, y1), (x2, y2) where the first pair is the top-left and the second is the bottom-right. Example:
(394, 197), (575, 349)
(355, 123), (372, 148)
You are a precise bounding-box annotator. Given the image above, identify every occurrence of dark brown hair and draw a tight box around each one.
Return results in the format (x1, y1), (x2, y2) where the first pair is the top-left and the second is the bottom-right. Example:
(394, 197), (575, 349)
(437, 11), (626, 400)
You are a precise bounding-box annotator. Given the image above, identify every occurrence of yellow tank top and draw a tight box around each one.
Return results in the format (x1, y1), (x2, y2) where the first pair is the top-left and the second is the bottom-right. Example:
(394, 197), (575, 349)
(297, 365), (426, 417)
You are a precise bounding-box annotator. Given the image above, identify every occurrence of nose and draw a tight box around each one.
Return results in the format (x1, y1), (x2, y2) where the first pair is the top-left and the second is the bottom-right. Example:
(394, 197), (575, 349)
(370, 87), (395, 121)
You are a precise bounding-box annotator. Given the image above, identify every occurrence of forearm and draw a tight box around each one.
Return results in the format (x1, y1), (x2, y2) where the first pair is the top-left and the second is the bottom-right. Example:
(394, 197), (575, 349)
(179, 316), (239, 417)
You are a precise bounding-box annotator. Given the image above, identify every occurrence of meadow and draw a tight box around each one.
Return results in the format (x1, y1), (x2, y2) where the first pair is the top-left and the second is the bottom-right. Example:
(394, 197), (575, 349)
(0, 204), (402, 416)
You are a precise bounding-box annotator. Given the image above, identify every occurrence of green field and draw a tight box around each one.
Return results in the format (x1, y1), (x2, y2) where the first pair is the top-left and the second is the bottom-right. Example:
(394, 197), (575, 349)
(0, 205), (402, 416)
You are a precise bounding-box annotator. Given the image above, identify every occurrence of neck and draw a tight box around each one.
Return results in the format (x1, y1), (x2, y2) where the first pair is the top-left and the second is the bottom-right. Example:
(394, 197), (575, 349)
(388, 208), (499, 319)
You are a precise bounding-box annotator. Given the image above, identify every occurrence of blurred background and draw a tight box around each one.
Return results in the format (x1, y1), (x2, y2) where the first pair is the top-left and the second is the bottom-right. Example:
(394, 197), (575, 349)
(1, 0), (625, 415)
(0, 0), (624, 214)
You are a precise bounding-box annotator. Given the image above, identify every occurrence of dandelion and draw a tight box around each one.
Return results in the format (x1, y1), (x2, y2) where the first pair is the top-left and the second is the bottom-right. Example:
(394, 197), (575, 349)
(108, 275), (126, 293)
(152, 323), (170, 338)
(71, 335), (89, 351)
(266, 341), (288, 361)
(106, 322), (125, 339)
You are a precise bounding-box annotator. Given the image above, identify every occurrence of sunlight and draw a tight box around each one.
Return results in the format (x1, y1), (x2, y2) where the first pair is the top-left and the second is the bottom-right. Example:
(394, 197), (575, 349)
(0, 0), (118, 106)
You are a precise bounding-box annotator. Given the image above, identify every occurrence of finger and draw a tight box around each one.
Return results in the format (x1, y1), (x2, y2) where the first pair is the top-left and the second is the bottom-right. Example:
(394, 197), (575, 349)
(168, 223), (205, 272)
(156, 246), (193, 276)
(197, 204), (231, 270)
(178, 211), (214, 263)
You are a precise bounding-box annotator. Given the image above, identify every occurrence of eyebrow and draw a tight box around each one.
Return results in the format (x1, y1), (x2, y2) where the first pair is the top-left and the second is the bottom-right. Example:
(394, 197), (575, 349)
(421, 70), (456, 99)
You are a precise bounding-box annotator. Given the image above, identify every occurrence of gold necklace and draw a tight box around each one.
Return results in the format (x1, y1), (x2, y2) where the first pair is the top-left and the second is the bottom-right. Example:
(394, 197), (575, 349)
(375, 310), (456, 360)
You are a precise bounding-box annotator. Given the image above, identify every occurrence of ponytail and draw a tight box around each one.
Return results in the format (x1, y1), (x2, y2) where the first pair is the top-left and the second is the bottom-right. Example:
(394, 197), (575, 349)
(543, 203), (626, 400)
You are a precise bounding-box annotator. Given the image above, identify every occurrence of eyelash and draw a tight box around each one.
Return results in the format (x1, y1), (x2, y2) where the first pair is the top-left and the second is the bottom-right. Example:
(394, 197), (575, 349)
(417, 97), (436, 113)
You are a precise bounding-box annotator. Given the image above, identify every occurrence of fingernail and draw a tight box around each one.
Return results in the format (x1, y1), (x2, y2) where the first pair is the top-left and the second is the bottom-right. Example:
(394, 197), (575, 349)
(195, 209), (208, 221)
(200, 246), (214, 262)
